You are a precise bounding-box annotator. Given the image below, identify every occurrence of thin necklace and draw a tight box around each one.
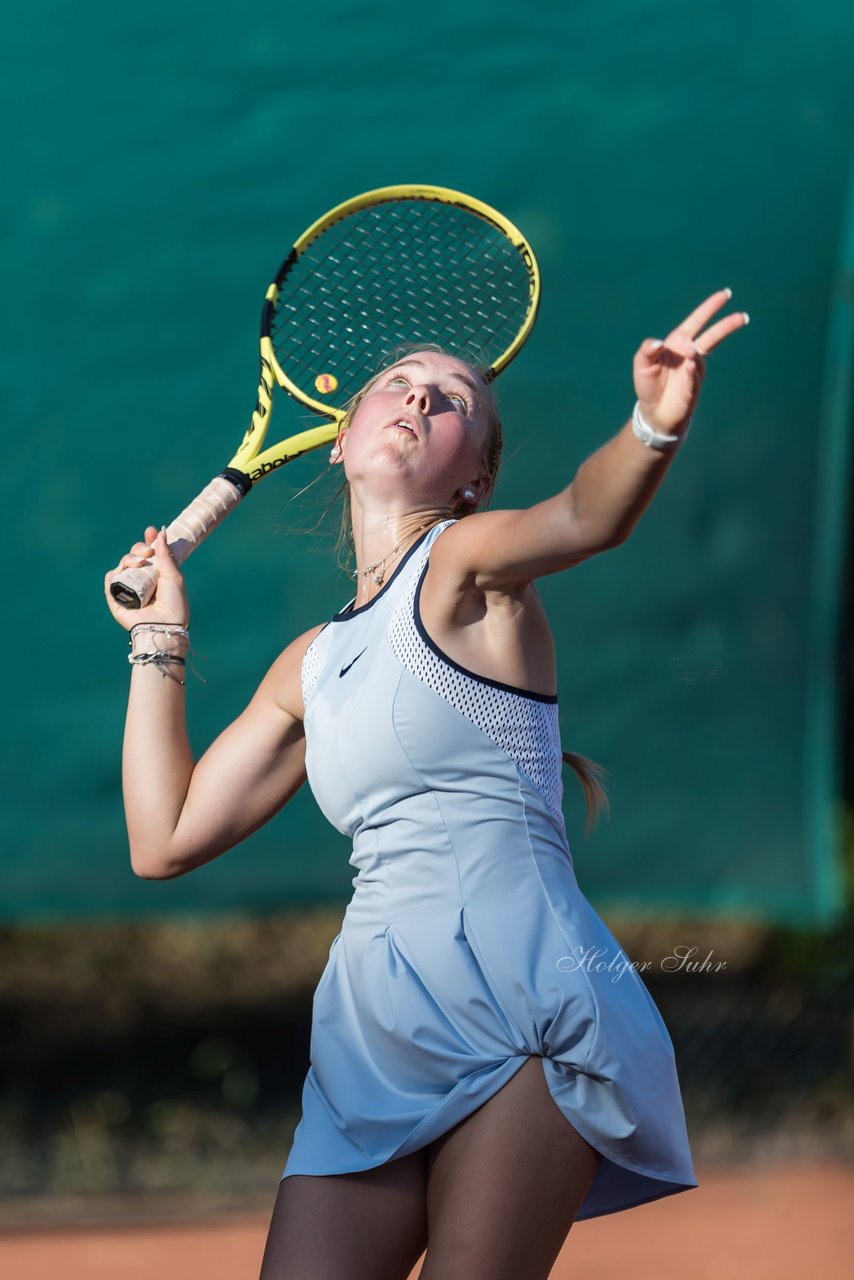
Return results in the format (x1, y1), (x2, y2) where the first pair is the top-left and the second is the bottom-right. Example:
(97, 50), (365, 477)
(352, 522), (431, 590)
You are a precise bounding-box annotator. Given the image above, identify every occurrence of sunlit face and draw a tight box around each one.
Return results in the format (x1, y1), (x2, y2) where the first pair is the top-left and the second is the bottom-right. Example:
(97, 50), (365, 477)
(337, 351), (491, 509)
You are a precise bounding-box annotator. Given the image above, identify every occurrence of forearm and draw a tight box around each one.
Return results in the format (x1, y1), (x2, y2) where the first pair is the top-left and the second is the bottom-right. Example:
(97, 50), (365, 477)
(568, 415), (683, 547)
(122, 646), (195, 874)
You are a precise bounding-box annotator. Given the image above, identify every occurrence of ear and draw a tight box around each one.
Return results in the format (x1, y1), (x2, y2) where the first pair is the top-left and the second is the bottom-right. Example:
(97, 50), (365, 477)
(466, 469), (491, 505)
(329, 428), (347, 464)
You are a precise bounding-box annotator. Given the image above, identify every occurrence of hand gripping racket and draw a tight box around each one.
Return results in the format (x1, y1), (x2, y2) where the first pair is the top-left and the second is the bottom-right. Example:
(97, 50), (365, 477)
(109, 183), (541, 608)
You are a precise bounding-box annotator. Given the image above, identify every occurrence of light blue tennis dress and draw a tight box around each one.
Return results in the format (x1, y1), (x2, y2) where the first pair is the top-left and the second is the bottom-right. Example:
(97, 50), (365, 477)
(281, 520), (698, 1220)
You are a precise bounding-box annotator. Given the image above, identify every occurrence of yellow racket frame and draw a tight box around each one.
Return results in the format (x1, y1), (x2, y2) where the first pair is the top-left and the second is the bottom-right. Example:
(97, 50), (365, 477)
(228, 183), (541, 484)
(110, 183), (540, 608)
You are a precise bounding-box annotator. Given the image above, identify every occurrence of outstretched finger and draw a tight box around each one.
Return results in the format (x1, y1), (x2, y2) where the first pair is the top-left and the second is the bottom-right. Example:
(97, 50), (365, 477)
(673, 288), (736, 341)
(694, 310), (751, 356)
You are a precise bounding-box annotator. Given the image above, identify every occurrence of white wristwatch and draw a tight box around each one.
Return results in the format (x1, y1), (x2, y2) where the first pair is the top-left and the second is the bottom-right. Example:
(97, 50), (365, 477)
(631, 401), (691, 450)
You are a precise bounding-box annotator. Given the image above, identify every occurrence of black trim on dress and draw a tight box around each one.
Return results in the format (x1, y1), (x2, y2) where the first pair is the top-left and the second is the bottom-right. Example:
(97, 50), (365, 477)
(331, 524), (443, 623)
(413, 557), (559, 705)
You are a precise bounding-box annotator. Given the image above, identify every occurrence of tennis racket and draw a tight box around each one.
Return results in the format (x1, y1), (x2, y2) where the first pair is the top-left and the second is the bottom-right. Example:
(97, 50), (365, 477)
(109, 182), (541, 609)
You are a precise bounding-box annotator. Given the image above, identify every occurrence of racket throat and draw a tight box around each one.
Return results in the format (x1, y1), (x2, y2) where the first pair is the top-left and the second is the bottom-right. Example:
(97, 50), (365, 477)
(220, 466), (253, 496)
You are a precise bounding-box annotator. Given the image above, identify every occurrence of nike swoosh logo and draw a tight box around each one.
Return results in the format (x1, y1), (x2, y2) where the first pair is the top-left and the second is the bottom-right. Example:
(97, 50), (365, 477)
(339, 647), (368, 678)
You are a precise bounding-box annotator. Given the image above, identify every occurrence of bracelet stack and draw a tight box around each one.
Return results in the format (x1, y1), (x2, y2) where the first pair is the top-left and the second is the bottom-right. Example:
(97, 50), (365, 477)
(128, 623), (193, 686)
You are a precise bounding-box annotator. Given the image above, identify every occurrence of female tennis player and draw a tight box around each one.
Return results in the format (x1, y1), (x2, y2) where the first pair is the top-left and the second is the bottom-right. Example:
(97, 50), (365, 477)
(105, 287), (747, 1280)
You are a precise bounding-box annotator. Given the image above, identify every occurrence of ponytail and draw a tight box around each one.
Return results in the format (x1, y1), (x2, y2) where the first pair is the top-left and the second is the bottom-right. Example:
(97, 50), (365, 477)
(562, 751), (611, 836)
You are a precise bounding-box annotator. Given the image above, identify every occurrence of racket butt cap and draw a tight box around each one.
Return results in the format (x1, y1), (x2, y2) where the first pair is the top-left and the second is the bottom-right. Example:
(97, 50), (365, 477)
(110, 581), (143, 608)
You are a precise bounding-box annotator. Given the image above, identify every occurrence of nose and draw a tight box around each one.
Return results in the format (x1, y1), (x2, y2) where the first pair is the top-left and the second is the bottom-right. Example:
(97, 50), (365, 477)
(405, 383), (431, 414)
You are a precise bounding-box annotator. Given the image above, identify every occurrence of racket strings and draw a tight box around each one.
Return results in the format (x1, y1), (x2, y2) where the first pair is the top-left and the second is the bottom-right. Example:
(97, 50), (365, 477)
(271, 199), (533, 405)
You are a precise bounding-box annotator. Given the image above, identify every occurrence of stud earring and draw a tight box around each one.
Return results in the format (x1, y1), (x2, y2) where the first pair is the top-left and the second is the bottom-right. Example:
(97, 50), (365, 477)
(463, 488), (476, 501)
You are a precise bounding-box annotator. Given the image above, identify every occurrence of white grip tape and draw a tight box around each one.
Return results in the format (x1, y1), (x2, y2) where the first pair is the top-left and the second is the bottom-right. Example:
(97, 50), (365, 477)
(165, 474), (243, 563)
(113, 475), (244, 608)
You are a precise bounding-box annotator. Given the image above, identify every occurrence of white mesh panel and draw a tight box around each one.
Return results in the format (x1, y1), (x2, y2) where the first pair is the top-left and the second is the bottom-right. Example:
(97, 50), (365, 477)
(301, 639), (321, 708)
(388, 554), (565, 819)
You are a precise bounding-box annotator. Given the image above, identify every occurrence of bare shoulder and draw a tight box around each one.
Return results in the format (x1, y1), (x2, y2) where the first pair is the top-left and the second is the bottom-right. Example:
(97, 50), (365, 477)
(429, 498), (610, 595)
(429, 508), (525, 574)
(254, 621), (327, 723)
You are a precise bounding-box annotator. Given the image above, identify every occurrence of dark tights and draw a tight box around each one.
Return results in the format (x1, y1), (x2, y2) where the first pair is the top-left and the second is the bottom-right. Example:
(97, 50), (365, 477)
(259, 1055), (603, 1280)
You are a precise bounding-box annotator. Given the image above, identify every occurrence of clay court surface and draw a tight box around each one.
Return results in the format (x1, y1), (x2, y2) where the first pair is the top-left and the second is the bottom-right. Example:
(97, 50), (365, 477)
(0, 1160), (850, 1279)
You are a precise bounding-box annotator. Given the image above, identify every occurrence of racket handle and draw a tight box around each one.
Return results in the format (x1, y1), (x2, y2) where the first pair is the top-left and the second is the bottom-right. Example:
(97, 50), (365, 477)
(110, 470), (249, 609)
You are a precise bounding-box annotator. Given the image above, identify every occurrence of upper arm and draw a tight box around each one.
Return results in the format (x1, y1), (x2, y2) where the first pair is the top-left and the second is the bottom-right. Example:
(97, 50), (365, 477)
(433, 491), (620, 593)
(157, 623), (325, 879)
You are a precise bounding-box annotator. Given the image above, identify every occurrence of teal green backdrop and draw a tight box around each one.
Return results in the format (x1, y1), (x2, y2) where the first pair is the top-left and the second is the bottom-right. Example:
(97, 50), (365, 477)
(2, 1), (852, 924)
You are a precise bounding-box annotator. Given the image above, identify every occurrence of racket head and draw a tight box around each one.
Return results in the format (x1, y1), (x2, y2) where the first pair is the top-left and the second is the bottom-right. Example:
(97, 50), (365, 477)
(254, 184), (539, 433)
(112, 187), (539, 607)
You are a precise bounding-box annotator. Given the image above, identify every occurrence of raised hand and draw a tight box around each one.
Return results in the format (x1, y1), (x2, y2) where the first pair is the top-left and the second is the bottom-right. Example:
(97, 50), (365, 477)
(633, 288), (749, 436)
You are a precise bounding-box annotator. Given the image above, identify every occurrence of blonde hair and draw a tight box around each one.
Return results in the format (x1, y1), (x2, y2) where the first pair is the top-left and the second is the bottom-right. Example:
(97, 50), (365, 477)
(325, 343), (610, 835)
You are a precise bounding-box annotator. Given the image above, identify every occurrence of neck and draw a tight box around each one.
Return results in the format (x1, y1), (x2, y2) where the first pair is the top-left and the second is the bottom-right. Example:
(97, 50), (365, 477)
(349, 505), (452, 603)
